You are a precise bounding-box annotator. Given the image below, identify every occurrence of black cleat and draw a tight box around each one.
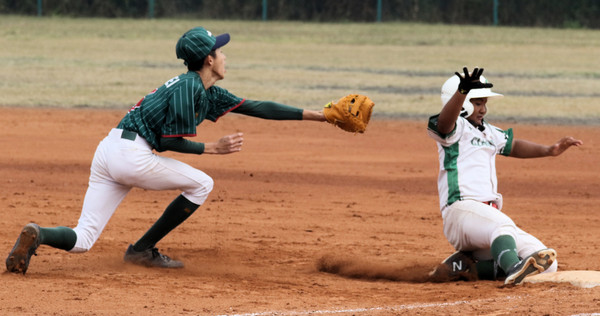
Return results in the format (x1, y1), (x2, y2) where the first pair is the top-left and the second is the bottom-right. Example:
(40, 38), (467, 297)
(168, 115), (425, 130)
(6, 223), (42, 274)
(429, 251), (478, 281)
(504, 248), (556, 285)
(123, 244), (184, 268)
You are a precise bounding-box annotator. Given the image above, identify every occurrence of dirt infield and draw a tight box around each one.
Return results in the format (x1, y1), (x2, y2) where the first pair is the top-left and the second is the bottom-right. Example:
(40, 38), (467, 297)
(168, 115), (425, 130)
(1, 107), (598, 315)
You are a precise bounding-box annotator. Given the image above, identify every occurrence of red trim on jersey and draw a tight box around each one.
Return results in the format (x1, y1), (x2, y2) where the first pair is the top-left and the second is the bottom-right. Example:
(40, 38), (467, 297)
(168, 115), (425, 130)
(129, 88), (158, 112)
(214, 99), (246, 122)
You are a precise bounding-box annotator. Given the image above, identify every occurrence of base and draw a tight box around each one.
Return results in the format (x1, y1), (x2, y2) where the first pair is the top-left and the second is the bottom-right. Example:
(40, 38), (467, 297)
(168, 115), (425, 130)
(522, 270), (600, 288)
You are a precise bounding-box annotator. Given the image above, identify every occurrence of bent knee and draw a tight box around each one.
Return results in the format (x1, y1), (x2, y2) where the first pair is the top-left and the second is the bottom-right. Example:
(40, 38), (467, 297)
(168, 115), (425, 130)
(203, 176), (214, 193)
(491, 220), (520, 242)
(193, 174), (214, 196)
(182, 175), (214, 205)
(70, 227), (98, 253)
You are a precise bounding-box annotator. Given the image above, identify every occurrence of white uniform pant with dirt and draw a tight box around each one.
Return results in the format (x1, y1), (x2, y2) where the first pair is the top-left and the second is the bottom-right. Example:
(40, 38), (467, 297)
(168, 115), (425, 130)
(441, 200), (557, 273)
(70, 128), (214, 252)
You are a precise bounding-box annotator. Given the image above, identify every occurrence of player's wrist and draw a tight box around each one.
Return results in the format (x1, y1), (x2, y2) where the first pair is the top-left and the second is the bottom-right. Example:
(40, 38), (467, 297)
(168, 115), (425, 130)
(203, 142), (217, 154)
(303, 109), (326, 121)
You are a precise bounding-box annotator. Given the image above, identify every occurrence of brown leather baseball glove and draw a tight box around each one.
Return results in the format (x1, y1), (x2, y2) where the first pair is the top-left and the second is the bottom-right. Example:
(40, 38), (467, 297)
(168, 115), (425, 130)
(323, 94), (374, 133)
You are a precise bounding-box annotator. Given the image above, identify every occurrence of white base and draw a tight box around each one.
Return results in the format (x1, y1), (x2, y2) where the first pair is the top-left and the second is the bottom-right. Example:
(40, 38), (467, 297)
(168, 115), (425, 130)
(523, 270), (600, 288)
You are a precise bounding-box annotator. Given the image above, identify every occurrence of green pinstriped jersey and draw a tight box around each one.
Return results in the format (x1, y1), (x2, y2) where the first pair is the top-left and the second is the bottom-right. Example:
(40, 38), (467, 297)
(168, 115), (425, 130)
(427, 115), (513, 210)
(117, 71), (243, 150)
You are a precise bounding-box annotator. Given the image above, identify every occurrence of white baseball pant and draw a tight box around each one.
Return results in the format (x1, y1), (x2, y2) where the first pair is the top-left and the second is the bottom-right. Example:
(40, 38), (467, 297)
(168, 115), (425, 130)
(70, 128), (213, 252)
(441, 200), (557, 273)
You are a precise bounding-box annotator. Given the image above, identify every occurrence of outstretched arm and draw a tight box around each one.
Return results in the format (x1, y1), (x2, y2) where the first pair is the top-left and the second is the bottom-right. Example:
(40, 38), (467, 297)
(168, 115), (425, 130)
(231, 100), (331, 122)
(302, 109), (326, 121)
(233, 100), (325, 121)
(510, 136), (583, 158)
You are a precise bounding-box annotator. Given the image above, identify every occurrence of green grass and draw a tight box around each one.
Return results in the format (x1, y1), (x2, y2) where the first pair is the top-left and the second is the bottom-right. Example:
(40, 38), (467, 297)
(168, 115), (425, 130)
(1, 15), (599, 123)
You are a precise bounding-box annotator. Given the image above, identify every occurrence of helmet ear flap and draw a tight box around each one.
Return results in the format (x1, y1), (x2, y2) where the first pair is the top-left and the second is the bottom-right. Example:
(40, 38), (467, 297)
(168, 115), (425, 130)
(460, 100), (474, 117)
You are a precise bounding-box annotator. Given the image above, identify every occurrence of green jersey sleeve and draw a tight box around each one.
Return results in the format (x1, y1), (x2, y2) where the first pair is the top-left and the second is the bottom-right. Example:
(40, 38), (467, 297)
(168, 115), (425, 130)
(497, 127), (514, 156)
(232, 100), (303, 120)
(427, 114), (458, 140)
(204, 86), (245, 122)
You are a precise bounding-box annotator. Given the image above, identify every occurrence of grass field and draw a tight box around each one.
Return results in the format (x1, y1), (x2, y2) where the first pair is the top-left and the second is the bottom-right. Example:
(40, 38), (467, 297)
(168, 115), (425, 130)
(1, 15), (599, 123)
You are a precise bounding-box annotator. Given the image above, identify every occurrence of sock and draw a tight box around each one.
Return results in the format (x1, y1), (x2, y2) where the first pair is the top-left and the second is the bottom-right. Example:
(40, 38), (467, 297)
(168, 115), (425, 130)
(39, 226), (77, 251)
(475, 260), (496, 280)
(133, 194), (199, 252)
(475, 259), (507, 280)
(491, 235), (521, 274)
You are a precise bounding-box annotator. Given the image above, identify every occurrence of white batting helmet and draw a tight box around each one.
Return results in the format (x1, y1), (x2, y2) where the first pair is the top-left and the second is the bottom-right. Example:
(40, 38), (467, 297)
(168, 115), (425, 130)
(441, 74), (503, 117)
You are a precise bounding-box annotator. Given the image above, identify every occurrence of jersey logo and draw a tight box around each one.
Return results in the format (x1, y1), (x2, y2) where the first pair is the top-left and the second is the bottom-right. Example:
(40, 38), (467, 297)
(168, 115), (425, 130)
(470, 137), (495, 148)
(165, 76), (180, 88)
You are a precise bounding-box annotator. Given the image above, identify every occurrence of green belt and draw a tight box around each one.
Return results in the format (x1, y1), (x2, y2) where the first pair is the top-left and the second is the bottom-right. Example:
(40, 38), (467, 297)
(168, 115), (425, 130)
(121, 130), (137, 141)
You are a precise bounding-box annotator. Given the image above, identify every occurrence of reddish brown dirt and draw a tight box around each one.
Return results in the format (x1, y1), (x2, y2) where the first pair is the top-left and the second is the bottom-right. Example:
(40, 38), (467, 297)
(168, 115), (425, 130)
(1, 107), (598, 315)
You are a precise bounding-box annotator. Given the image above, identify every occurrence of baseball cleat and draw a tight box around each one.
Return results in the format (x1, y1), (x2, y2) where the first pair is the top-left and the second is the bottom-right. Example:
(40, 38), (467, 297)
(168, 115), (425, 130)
(429, 251), (478, 281)
(504, 248), (556, 285)
(6, 223), (42, 274)
(123, 244), (184, 268)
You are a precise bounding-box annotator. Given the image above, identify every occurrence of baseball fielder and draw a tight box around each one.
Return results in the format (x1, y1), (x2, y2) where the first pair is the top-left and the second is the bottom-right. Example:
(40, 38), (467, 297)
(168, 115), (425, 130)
(6, 26), (337, 273)
(427, 67), (582, 285)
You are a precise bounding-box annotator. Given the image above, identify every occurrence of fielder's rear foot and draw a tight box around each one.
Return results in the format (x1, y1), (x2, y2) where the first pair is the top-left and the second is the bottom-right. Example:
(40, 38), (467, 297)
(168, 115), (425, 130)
(123, 244), (184, 268)
(504, 248), (556, 285)
(429, 251), (478, 282)
(6, 223), (41, 274)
